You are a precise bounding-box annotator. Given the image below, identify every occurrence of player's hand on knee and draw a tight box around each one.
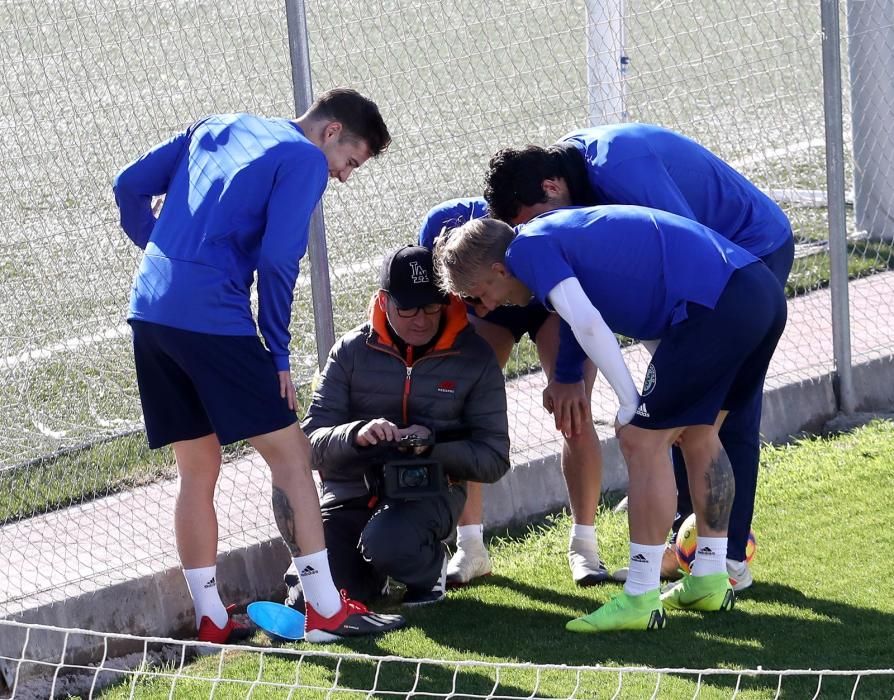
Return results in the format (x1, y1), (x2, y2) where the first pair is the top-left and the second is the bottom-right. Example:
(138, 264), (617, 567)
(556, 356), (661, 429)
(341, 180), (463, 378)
(544, 380), (590, 438)
(356, 418), (401, 446)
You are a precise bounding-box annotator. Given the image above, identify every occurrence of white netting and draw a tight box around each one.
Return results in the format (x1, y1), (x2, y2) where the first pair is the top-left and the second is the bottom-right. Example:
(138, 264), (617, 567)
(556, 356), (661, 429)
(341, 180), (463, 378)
(2, 0), (893, 682)
(2, 620), (894, 699)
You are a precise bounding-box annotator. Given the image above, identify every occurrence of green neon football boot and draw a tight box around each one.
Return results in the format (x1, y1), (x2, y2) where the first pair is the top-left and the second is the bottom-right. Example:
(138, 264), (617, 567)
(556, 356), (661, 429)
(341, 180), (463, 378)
(566, 589), (667, 633)
(661, 572), (736, 611)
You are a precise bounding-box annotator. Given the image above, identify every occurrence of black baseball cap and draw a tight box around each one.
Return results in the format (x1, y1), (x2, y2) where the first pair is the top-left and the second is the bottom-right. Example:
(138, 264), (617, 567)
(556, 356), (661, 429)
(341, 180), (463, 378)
(379, 245), (449, 309)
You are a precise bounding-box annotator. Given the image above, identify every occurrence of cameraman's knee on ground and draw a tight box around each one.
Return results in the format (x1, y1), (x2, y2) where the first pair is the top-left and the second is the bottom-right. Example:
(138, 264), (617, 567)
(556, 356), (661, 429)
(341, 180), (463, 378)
(361, 503), (445, 589)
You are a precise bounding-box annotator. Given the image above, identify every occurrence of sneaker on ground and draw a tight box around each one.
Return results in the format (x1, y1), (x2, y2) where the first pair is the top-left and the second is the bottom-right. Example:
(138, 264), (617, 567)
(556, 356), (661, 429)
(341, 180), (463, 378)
(197, 604), (254, 644)
(403, 550), (447, 607)
(661, 572), (736, 612)
(446, 544), (492, 587)
(566, 589), (666, 633)
(568, 536), (611, 586)
(305, 591), (405, 643)
(726, 558), (753, 592)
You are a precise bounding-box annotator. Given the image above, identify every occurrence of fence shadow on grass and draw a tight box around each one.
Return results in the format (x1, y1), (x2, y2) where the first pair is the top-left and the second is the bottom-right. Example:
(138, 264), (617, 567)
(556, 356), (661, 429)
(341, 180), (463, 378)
(408, 580), (894, 699)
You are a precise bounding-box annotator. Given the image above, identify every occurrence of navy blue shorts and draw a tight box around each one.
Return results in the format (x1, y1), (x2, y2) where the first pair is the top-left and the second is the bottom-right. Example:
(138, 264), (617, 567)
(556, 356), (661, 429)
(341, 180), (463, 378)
(762, 233), (795, 288)
(630, 262), (787, 430)
(475, 303), (551, 343)
(130, 321), (297, 448)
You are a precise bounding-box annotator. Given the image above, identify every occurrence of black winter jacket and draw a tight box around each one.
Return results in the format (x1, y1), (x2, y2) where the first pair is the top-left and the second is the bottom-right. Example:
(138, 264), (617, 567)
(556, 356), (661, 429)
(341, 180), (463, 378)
(301, 296), (510, 505)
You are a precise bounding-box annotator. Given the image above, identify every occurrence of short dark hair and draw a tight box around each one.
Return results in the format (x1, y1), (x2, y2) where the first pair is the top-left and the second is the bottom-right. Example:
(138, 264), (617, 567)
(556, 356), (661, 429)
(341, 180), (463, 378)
(307, 87), (391, 156)
(483, 145), (562, 222)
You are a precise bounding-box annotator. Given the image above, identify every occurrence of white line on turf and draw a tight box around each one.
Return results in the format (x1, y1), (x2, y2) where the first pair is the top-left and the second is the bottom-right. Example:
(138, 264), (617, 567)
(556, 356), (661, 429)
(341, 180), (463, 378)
(1, 140), (835, 372)
(2, 256), (384, 371)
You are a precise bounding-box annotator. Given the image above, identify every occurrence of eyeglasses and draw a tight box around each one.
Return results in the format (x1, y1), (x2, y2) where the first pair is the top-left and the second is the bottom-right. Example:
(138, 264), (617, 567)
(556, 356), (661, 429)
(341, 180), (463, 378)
(387, 295), (444, 318)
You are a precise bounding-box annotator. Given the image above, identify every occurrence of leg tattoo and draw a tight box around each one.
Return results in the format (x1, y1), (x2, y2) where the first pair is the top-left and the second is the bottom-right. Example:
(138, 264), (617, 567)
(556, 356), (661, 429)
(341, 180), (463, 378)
(272, 486), (301, 556)
(702, 450), (735, 531)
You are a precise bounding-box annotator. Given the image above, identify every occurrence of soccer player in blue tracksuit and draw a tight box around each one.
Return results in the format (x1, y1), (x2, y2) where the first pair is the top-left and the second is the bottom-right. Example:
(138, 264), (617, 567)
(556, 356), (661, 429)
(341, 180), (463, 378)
(434, 206), (787, 631)
(113, 88), (404, 644)
(484, 123), (794, 590)
(418, 198), (609, 589)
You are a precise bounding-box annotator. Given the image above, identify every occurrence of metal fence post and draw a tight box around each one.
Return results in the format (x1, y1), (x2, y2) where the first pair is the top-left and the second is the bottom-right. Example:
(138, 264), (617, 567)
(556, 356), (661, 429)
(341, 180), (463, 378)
(585, 0), (628, 125)
(846, 0), (894, 242)
(284, 0), (337, 370)
(820, 0), (856, 415)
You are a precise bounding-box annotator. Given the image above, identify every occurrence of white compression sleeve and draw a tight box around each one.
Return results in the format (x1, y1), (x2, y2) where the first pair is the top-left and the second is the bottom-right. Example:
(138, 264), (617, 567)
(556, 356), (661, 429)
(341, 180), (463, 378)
(548, 278), (640, 424)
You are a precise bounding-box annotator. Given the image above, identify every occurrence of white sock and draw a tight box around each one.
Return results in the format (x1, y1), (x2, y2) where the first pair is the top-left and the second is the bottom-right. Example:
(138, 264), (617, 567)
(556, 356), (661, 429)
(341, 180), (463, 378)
(623, 543), (665, 596)
(570, 524), (596, 544)
(692, 536), (727, 576)
(456, 524), (485, 548)
(183, 565), (228, 629)
(293, 550), (341, 618)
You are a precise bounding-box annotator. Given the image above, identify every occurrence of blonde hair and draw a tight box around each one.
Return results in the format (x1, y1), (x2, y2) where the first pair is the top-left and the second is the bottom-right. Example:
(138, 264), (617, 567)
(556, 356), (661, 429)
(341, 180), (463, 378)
(433, 218), (515, 295)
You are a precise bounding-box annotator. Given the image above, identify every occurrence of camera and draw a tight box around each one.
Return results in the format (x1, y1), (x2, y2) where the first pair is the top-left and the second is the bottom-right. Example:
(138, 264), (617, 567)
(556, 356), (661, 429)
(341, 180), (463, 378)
(397, 433), (434, 450)
(382, 458), (444, 499)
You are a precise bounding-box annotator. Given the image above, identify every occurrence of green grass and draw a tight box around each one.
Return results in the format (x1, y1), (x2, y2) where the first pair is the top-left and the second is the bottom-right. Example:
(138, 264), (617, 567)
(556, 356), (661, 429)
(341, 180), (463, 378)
(93, 420), (894, 699)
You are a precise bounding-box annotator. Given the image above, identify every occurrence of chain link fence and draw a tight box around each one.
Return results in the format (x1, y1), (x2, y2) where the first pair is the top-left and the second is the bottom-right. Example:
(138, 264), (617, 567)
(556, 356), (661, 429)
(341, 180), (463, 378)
(1, 0), (891, 627)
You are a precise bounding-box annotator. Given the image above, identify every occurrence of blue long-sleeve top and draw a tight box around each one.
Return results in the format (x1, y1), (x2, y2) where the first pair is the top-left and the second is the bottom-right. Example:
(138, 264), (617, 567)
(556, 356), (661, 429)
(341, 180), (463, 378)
(113, 113), (328, 371)
(558, 123), (792, 258)
(552, 123), (792, 383)
(417, 197), (489, 249)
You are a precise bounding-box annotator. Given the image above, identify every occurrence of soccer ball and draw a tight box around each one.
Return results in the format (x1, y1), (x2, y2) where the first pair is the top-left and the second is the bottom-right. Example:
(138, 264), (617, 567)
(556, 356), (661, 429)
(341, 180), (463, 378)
(674, 513), (699, 574)
(674, 513), (756, 574)
(745, 529), (757, 563)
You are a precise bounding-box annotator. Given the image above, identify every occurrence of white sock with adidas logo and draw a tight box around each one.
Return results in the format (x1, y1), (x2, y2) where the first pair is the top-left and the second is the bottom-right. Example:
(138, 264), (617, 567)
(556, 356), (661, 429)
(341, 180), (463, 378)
(293, 550), (342, 618)
(183, 565), (228, 629)
(623, 543), (665, 596)
(692, 536), (727, 576)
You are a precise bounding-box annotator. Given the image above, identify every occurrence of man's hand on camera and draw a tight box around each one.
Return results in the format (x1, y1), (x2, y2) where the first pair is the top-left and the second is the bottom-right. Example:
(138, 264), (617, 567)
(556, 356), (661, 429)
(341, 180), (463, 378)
(398, 425), (432, 455)
(355, 418), (401, 446)
(543, 379), (591, 438)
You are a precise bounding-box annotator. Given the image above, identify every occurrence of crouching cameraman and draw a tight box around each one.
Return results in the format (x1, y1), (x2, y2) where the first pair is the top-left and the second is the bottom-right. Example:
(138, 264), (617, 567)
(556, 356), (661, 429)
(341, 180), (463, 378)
(287, 245), (510, 608)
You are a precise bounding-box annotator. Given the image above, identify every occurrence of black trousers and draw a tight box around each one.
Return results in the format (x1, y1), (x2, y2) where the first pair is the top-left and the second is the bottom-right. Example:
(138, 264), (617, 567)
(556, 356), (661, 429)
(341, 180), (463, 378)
(321, 484), (466, 603)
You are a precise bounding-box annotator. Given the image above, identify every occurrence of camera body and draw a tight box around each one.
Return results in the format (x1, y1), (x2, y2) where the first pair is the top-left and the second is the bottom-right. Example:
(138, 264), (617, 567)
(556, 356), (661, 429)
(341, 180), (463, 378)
(397, 433), (433, 449)
(382, 458), (444, 499)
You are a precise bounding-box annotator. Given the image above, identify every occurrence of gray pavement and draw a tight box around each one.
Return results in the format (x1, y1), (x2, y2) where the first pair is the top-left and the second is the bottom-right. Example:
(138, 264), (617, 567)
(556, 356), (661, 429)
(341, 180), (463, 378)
(1, 271), (893, 684)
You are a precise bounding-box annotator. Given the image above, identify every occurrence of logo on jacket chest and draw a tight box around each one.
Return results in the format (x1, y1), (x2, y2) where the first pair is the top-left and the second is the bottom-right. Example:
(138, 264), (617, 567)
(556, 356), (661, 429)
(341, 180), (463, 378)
(437, 380), (456, 395)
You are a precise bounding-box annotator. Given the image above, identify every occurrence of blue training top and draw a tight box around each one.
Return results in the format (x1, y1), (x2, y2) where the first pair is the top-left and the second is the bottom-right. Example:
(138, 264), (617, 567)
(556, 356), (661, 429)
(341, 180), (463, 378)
(558, 123), (792, 259)
(507, 205), (758, 357)
(417, 197), (489, 250)
(113, 113), (328, 372)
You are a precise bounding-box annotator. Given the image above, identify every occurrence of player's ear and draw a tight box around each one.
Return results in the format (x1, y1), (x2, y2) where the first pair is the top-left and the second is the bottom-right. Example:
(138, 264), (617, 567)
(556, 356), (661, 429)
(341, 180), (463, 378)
(375, 290), (389, 312)
(323, 121), (343, 143)
(492, 261), (509, 278)
(543, 177), (563, 196)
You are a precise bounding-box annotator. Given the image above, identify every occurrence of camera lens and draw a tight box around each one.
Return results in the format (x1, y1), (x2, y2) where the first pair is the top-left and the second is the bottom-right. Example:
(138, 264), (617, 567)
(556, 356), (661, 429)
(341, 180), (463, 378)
(398, 466), (429, 488)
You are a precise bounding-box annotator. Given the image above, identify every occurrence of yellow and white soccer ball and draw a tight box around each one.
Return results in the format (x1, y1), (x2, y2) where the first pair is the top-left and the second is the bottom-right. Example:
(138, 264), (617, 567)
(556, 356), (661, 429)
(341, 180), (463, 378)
(674, 513), (756, 574)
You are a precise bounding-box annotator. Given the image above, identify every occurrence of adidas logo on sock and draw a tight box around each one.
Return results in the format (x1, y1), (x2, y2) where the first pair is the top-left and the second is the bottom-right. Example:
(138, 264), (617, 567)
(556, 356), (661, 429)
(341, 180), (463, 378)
(635, 403), (650, 418)
(697, 546), (714, 555)
(631, 553), (649, 563)
(300, 565), (318, 576)
(203, 577), (216, 589)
